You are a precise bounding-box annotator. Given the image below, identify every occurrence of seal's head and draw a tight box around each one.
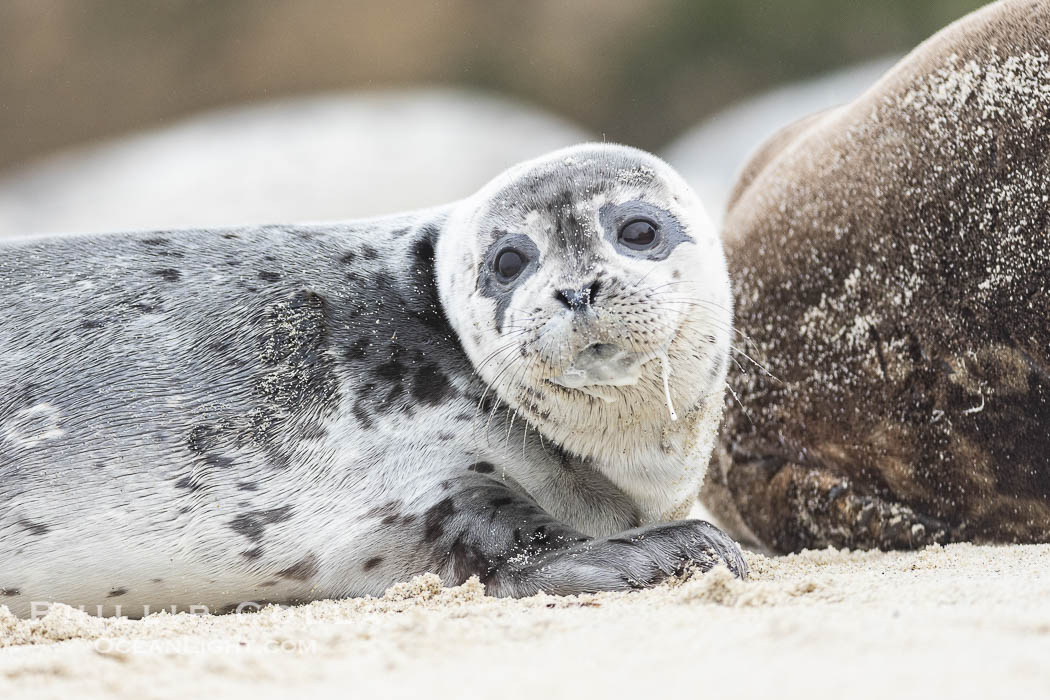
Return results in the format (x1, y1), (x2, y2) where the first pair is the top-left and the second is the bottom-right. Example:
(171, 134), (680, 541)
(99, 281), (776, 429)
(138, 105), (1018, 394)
(438, 143), (730, 475)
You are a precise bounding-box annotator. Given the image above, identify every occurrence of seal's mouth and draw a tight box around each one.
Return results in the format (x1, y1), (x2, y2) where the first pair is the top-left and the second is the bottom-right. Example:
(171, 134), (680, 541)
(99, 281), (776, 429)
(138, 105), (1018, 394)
(545, 337), (681, 420)
(548, 342), (661, 390)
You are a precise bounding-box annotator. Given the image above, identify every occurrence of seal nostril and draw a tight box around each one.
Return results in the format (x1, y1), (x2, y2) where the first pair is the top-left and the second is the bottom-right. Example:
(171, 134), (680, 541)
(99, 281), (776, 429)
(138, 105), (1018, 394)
(588, 279), (602, 304)
(556, 279), (601, 311)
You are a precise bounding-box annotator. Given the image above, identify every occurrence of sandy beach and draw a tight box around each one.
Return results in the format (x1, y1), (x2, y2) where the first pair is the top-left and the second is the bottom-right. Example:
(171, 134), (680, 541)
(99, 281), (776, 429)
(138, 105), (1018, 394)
(4, 542), (1049, 699)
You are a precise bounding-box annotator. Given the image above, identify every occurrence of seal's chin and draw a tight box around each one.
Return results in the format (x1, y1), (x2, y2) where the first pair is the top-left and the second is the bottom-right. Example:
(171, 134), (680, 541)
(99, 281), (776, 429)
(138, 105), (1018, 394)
(549, 343), (661, 392)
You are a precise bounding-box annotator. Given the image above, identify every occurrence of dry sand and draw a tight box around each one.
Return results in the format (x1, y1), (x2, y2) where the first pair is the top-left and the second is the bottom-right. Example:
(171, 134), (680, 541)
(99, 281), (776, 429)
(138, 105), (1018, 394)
(3, 542), (1049, 700)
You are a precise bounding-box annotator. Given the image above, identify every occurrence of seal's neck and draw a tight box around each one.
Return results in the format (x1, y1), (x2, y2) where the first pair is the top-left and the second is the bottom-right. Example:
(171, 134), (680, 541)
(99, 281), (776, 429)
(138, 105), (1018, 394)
(522, 334), (728, 521)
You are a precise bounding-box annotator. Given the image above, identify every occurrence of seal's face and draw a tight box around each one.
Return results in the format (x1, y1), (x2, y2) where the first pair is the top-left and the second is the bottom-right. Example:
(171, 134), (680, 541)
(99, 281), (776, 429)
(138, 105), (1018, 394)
(439, 143), (731, 446)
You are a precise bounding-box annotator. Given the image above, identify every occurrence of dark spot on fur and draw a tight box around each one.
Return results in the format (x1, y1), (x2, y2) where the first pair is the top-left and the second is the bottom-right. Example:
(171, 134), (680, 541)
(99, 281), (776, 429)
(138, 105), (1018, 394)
(187, 423), (224, 454)
(1, 588), (20, 596)
(150, 579), (163, 584)
(154, 268), (181, 282)
(245, 407), (280, 445)
(411, 364), (453, 406)
(81, 319), (107, 329)
(387, 382), (405, 401)
(260, 580), (278, 587)
(449, 537), (494, 584)
(107, 588), (128, 598)
(141, 237), (169, 246)
(340, 251), (356, 265)
(362, 556), (383, 572)
(230, 506), (294, 542)
(222, 233), (239, 240)
(174, 475), (201, 492)
(18, 519), (50, 536)
(365, 500), (402, 519)
(258, 270), (281, 283)
(258, 290), (339, 415)
(352, 398), (374, 429)
(406, 236), (456, 333)
(423, 497), (456, 543)
(204, 454), (235, 470)
(369, 499), (421, 526)
(345, 337), (370, 361)
(362, 246), (379, 260)
(375, 359), (404, 382)
(277, 554), (319, 581)
(241, 547), (263, 560)
(469, 461), (495, 474)
(489, 497), (513, 509)
(237, 481), (259, 492)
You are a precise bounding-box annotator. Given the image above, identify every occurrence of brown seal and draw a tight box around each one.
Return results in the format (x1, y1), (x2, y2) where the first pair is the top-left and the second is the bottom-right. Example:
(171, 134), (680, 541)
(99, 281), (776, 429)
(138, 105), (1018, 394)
(705, 0), (1050, 553)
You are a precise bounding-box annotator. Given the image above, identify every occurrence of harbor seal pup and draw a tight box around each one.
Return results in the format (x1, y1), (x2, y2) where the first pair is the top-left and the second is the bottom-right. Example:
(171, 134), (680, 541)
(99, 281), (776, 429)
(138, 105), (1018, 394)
(706, 0), (1050, 553)
(0, 143), (743, 617)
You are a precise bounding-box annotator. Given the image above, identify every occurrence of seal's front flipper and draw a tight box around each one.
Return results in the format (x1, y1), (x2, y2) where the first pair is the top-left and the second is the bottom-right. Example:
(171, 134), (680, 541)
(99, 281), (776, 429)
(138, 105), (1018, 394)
(419, 475), (747, 597)
(503, 520), (748, 596)
(725, 458), (951, 553)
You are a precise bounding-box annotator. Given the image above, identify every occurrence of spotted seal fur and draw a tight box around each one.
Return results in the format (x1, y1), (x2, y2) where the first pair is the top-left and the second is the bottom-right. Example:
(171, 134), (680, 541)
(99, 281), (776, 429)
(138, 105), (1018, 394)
(0, 143), (743, 617)
(705, 0), (1050, 553)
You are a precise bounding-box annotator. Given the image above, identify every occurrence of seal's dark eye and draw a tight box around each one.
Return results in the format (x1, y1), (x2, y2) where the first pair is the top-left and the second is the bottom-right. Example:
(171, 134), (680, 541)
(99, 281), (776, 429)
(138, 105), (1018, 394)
(619, 219), (658, 250)
(495, 248), (526, 281)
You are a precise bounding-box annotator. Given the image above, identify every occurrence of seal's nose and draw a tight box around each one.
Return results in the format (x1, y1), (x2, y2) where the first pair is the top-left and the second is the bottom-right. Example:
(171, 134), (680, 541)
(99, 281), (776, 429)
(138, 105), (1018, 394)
(556, 279), (602, 311)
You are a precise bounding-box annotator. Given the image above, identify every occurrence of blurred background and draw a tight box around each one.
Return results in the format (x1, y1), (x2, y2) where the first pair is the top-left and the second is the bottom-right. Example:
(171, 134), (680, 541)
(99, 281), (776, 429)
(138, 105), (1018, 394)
(0, 0), (987, 234)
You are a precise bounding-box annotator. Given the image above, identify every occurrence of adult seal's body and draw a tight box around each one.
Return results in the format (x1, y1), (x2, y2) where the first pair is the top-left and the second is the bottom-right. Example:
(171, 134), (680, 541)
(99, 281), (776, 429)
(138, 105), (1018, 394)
(0, 144), (743, 617)
(706, 0), (1050, 553)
